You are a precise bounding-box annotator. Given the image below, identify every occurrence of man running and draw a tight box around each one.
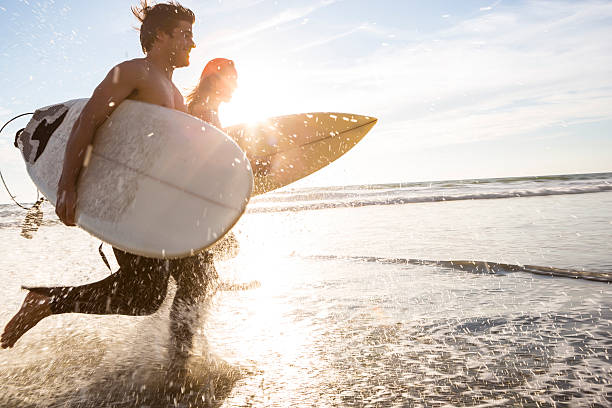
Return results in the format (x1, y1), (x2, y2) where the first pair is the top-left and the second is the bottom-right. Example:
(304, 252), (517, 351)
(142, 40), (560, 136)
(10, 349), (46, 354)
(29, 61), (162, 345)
(1, 1), (213, 371)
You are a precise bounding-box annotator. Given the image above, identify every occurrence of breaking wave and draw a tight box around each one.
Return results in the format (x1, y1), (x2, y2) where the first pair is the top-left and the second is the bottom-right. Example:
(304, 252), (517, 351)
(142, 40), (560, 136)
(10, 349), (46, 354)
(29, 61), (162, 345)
(302, 254), (612, 283)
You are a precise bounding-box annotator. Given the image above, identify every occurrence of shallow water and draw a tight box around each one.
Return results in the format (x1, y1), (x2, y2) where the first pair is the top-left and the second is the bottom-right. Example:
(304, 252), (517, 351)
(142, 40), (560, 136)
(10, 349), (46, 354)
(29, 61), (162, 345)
(213, 257), (611, 407)
(0, 184), (611, 407)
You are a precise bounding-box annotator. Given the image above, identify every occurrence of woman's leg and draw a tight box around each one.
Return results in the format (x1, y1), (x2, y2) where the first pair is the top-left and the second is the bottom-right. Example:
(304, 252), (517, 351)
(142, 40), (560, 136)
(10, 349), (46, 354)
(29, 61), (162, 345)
(168, 251), (218, 365)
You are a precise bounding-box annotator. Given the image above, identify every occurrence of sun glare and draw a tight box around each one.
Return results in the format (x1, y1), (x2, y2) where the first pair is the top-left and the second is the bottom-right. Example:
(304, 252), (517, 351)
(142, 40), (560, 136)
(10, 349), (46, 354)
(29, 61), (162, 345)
(220, 62), (310, 126)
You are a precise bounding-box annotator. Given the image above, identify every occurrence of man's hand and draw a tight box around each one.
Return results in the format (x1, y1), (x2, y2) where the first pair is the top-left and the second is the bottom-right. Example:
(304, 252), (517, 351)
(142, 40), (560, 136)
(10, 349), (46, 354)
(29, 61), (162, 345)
(55, 186), (77, 226)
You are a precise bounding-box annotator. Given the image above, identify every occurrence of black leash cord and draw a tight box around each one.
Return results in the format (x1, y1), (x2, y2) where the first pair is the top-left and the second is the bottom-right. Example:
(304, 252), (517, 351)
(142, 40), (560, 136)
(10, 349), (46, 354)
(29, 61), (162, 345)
(0, 112), (38, 210)
(0, 112), (34, 142)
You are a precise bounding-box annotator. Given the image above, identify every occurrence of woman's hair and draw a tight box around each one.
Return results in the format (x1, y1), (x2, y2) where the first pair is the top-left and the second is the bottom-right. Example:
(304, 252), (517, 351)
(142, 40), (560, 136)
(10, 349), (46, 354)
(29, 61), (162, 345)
(186, 58), (236, 107)
(132, 1), (195, 53)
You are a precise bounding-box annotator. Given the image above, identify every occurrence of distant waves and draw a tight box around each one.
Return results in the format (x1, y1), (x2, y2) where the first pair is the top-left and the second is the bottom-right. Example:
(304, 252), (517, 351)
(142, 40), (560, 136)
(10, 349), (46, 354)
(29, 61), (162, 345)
(248, 182), (612, 213)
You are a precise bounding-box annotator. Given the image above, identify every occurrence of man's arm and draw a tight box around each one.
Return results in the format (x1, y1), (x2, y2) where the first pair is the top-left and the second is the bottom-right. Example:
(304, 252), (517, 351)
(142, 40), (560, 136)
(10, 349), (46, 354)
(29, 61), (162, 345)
(56, 61), (144, 226)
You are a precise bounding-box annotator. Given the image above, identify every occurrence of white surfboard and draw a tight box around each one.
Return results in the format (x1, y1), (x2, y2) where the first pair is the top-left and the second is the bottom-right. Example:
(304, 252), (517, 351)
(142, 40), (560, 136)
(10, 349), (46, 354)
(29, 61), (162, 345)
(225, 113), (377, 195)
(17, 99), (253, 259)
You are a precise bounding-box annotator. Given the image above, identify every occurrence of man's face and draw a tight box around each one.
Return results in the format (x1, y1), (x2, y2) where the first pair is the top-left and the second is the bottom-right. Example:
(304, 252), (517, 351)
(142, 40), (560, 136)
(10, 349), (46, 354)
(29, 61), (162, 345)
(164, 20), (195, 68)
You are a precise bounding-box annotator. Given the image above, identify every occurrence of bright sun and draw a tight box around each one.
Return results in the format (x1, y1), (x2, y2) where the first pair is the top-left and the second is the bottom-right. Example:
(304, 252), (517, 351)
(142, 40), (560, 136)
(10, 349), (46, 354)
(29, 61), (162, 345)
(219, 61), (310, 126)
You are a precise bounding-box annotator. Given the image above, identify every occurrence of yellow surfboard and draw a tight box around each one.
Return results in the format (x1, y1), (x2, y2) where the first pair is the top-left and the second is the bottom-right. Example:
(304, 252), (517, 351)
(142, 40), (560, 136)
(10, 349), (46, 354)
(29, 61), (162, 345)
(225, 112), (377, 195)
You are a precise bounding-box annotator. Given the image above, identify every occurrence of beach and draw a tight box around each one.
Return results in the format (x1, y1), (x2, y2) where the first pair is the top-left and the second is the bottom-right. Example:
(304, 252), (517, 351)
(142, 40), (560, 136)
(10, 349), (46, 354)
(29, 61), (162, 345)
(0, 173), (611, 407)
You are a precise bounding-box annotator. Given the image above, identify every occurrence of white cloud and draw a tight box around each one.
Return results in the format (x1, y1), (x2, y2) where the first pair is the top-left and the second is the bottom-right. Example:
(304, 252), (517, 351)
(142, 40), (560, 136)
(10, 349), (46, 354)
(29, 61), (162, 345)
(199, 0), (341, 47)
(192, 0), (267, 16)
(289, 0), (612, 150)
(292, 24), (367, 52)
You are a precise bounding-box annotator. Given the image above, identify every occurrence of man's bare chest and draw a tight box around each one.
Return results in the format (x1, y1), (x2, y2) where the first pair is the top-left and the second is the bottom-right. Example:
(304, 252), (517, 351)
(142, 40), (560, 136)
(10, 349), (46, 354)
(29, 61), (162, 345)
(129, 74), (182, 110)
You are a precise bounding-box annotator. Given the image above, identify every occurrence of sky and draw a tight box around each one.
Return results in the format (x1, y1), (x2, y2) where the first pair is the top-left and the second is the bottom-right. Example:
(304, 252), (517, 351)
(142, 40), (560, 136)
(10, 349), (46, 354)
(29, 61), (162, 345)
(1, 0), (611, 204)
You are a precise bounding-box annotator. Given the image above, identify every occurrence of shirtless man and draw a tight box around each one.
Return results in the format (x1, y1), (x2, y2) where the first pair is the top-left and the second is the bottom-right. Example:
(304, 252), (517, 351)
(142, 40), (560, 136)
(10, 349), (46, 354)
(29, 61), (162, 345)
(1, 2), (210, 370)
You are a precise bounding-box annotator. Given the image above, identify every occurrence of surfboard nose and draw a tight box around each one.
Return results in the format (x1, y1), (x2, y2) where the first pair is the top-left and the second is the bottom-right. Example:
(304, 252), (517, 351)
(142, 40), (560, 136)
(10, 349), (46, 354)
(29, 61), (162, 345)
(305, 112), (377, 135)
(321, 113), (377, 145)
(350, 115), (377, 136)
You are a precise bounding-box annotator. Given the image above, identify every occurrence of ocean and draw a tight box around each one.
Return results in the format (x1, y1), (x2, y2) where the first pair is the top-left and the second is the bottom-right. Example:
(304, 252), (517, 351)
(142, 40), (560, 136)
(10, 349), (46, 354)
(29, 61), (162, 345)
(0, 172), (611, 407)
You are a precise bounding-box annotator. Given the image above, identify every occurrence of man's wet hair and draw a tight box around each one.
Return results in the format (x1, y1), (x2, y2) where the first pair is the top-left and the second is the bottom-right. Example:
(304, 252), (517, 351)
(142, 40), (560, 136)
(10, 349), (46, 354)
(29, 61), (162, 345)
(132, 1), (195, 53)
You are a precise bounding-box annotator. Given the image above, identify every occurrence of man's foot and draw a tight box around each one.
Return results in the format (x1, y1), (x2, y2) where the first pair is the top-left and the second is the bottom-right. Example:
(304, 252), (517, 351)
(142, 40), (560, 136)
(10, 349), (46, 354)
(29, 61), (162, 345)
(1, 291), (52, 348)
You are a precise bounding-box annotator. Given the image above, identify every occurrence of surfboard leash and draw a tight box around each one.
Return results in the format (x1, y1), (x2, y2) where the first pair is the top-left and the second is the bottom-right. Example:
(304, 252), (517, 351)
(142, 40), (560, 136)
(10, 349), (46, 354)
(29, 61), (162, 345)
(1, 112), (48, 239)
(98, 243), (113, 273)
(0, 112), (38, 210)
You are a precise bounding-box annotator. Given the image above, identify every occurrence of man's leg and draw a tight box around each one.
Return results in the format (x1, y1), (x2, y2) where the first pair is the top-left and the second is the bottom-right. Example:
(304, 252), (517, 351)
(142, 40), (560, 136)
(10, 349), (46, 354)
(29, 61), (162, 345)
(168, 251), (218, 367)
(1, 249), (170, 348)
